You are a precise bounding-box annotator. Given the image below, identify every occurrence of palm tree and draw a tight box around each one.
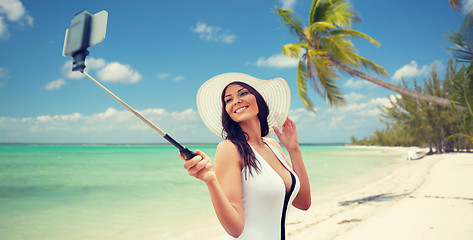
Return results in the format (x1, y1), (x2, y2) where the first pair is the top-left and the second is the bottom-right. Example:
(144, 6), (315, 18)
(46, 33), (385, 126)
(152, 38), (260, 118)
(445, 12), (473, 145)
(275, 0), (463, 112)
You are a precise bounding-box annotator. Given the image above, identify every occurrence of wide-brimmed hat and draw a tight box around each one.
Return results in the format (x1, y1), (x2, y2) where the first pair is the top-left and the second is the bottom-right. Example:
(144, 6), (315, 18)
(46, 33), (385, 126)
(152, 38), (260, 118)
(196, 72), (291, 139)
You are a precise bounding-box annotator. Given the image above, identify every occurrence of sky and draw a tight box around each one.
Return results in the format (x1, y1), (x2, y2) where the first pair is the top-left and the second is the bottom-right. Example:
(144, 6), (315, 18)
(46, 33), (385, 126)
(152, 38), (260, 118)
(0, 0), (471, 144)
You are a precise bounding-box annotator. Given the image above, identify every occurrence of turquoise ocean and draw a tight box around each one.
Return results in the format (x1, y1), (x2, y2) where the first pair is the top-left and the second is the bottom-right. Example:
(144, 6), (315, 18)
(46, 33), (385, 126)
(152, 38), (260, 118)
(0, 144), (403, 240)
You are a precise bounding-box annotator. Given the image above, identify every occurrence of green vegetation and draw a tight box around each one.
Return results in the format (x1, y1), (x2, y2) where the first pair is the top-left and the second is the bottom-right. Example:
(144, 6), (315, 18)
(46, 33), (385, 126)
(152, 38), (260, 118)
(351, 59), (471, 153)
(351, 12), (473, 153)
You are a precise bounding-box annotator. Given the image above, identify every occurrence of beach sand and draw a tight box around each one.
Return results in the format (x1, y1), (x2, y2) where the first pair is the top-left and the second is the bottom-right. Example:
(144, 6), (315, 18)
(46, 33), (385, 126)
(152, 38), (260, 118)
(168, 148), (473, 240)
(287, 151), (473, 240)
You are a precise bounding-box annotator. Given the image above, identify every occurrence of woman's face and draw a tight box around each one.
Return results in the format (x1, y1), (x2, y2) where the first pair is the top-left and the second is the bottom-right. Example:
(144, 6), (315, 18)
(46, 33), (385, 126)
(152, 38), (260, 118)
(223, 83), (259, 123)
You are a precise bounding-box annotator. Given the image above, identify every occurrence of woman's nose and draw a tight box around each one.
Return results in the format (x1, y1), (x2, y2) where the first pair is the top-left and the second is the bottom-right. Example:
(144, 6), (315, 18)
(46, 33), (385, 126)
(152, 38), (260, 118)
(233, 97), (242, 105)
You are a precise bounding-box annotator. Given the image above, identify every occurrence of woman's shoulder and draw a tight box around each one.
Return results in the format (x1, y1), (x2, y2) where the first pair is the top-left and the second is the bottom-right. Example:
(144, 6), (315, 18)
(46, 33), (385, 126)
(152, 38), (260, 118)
(217, 139), (237, 151)
(215, 140), (242, 168)
(216, 140), (240, 159)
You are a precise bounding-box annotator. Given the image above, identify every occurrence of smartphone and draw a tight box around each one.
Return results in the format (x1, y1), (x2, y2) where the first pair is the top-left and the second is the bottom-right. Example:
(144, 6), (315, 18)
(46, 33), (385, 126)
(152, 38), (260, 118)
(62, 10), (108, 57)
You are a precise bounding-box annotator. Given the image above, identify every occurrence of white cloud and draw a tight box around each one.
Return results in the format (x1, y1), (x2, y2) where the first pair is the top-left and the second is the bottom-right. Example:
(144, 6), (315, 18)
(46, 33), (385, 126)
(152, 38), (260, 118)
(157, 73), (170, 79)
(85, 57), (106, 70)
(97, 62), (142, 83)
(191, 22), (236, 44)
(391, 60), (443, 82)
(254, 53), (298, 68)
(36, 112), (83, 123)
(328, 115), (345, 128)
(0, 107), (206, 143)
(55, 58), (141, 90)
(0, 0), (33, 39)
(173, 76), (185, 82)
(343, 78), (377, 90)
(279, 0), (297, 9)
(344, 92), (365, 102)
(392, 61), (428, 81)
(156, 72), (187, 82)
(44, 79), (65, 90)
(0, 66), (9, 79)
(0, 0), (27, 21)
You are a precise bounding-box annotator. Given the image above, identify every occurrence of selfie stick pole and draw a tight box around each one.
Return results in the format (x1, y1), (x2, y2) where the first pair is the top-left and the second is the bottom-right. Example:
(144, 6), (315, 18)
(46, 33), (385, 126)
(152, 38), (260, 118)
(82, 71), (196, 160)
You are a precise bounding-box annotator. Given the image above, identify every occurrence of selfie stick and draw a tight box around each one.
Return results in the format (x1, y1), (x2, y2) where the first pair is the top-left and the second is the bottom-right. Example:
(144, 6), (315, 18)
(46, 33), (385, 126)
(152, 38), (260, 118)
(63, 10), (196, 160)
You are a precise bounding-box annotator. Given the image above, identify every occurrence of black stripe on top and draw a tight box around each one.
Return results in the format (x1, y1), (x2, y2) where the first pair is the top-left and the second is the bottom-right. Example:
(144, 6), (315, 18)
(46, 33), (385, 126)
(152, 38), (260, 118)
(280, 172), (296, 240)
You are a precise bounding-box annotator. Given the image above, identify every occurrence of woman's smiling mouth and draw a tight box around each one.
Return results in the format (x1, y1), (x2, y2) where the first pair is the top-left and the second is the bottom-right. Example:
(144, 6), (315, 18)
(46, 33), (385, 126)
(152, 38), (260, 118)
(234, 106), (248, 113)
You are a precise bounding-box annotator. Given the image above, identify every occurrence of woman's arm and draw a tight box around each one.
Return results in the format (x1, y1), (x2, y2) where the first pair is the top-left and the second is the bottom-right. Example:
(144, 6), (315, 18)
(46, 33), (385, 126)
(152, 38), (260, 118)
(272, 117), (311, 210)
(181, 140), (245, 237)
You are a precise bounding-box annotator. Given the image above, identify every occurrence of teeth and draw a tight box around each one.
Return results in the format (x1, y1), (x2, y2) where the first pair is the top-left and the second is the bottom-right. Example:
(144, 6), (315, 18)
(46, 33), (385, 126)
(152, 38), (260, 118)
(235, 106), (248, 113)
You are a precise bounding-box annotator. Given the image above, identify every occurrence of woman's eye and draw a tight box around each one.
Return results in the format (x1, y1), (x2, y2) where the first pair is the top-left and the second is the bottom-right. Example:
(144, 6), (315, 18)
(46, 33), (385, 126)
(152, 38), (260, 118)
(225, 98), (232, 104)
(240, 91), (248, 97)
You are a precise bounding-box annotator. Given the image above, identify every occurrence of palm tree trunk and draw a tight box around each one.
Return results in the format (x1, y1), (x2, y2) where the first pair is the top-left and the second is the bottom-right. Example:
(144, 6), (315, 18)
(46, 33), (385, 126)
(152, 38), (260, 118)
(331, 60), (467, 111)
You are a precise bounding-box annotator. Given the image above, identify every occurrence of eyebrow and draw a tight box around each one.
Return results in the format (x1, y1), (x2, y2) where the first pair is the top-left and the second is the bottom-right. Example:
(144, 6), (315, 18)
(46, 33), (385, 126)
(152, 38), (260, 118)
(224, 87), (246, 98)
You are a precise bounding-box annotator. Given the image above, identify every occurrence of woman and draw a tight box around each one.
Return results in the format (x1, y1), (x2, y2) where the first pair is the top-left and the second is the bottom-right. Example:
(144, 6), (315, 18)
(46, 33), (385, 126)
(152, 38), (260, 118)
(180, 73), (311, 239)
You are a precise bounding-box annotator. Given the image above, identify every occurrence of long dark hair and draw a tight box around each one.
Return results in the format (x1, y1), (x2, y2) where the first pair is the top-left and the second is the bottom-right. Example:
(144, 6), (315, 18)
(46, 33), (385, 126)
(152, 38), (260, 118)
(221, 81), (269, 176)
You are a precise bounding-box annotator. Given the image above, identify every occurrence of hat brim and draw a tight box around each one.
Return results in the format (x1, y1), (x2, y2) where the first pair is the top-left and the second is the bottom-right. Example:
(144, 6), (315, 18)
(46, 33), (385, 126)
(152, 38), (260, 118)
(196, 72), (291, 139)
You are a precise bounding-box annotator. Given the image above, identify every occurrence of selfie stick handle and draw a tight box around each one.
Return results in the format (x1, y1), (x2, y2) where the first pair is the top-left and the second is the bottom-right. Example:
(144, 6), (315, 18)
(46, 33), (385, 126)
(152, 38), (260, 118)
(82, 71), (196, 160)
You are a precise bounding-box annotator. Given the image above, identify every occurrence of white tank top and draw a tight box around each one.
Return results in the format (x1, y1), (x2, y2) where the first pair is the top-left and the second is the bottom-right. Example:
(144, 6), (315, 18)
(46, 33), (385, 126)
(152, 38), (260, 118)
(225, 139), (300, 240)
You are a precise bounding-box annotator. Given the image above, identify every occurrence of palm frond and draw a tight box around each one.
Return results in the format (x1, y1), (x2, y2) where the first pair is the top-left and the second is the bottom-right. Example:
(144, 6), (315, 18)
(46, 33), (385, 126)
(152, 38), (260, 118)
(357, 56), (390, 77)
(275, 7), (305, 41)
(446, 133), (473, 144)
(281, 43), (305, 58)
(310, 0), (355, 26)
(309, 21), (336, 33)
(445, 31), (473, 63)
(451, 67), (473, 116)
(325, 0), (356, 28)
(309, 0), (330, 24)
(330, 29), (380, 47)
(297, 61), (317, 112)
(308, 50), (345, 106)
(307, 48), (337, 80)
(320, 35), (358, 66)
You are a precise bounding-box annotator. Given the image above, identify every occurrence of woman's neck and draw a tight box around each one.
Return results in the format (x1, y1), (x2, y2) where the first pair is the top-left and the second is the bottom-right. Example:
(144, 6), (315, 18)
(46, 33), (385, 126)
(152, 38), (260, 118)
(239, 118), (264, 146)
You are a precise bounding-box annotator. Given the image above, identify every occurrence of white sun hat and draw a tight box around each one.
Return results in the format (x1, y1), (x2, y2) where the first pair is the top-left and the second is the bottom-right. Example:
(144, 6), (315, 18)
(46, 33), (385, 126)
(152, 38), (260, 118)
(196, 72), (291, 139)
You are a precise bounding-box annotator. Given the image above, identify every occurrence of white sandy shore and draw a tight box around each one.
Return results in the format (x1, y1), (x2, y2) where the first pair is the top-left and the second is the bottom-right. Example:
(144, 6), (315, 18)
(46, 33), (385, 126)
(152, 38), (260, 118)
(163, 147), (473, 240)
(288, 151), (473, 240)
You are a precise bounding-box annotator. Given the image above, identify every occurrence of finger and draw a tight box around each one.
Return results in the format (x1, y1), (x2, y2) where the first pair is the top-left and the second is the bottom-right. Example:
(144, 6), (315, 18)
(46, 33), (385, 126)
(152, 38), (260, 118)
(183, 154), (202, 170)
(286, 116), (294, 124)
(204, 160), (213, 171)
(283, 117), (296, 131)
(194, 149), (208, 160)
(188, 158), (209, 176)
(273, 126), (282, 138)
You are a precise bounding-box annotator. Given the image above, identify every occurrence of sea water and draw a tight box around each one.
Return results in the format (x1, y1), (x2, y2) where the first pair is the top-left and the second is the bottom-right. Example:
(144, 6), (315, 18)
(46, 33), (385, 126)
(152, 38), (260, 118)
(0, 144), (401, 240)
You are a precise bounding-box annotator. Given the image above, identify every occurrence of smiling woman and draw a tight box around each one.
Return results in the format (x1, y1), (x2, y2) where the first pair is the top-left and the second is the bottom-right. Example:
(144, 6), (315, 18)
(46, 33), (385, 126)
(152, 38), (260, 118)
(179, 73), (311, 239)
